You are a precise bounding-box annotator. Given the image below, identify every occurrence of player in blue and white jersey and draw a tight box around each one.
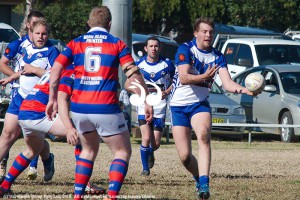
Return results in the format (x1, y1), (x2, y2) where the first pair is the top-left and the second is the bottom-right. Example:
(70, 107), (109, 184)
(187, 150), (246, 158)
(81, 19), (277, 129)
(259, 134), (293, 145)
(0, 19), (59, 184)
(169, 18), (260, 199)
(135, 36), (175, 176)
(0, 10), (45, 182)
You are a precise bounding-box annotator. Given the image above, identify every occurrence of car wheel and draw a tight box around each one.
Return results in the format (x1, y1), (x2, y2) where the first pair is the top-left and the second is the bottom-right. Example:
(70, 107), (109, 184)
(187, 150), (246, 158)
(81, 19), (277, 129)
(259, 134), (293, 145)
(280, 111), (298, 143)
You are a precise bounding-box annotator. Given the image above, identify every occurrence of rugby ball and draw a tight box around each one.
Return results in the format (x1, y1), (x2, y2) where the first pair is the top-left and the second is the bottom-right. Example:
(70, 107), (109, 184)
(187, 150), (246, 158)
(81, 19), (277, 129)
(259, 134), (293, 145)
(245, 73), (265, 92)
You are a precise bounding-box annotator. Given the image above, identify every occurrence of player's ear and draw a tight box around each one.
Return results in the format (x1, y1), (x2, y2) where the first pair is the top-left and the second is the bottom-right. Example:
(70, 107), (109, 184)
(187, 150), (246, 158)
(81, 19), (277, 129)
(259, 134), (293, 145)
(107, 21), (112, 32)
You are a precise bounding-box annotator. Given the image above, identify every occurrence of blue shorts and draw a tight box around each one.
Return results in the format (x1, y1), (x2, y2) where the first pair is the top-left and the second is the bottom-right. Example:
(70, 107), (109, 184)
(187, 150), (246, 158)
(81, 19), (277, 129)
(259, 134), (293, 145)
(170, 101), (211, 128)
(7, 92), (24, 115)
(138, 115), (165, 131)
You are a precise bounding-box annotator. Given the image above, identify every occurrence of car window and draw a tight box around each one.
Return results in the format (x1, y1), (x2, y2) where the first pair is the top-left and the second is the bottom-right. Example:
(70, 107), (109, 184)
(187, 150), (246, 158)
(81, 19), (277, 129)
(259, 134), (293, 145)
(280, 72), (300, 94)
(0, 29), (19, 43)
(224, 43), (238, 64)
(256, 45), (300, 65)
(210, 83), (223, 94)
(235, 44), (253, 67)
(132, 42), (178, 61)
(264, 71), (278, 90)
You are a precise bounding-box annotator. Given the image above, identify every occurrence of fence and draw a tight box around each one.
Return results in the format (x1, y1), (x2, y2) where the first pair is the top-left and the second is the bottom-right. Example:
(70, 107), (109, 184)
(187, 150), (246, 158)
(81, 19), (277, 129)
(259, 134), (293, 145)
(163, 122), (300, 144)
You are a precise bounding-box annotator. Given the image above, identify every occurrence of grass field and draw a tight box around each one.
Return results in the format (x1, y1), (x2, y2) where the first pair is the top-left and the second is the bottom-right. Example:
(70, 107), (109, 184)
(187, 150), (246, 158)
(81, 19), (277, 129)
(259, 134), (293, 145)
(3, 135), (300, 200)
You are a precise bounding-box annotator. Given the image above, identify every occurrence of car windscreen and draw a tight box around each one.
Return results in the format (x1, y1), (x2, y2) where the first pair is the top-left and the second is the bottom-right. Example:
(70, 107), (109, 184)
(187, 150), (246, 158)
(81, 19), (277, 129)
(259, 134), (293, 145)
(0, 29), (19, 43)
(132, 42), (178, 61)
(256, 45), (300, 65)
(280, 72), (300, 94)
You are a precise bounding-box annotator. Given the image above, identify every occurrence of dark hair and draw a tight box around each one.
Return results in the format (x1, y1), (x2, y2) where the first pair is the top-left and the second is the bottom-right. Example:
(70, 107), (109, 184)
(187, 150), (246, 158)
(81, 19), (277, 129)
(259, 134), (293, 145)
(27, 10), (45, 23)
(193, 17), (214, 32)
(145, 36), (161, 47)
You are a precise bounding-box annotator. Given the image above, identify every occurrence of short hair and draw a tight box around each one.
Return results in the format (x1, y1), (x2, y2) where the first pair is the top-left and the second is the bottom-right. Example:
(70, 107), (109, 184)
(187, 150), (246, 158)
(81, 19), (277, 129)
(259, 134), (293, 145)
(145, 36), (161, 47)
(88, 6), (112, 29)
(27, 10), (45, 23)
(193, 17), (215, 32)
(30, 18), (49, 33)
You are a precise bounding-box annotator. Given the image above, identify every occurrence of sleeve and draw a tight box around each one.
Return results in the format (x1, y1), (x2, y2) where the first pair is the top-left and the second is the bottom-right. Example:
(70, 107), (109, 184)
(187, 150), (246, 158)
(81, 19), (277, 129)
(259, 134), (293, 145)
(216, 52), (228, 69)
(55, 40), (74, 68)
(3, 39), (22, 60)
(48, 46), (60, 66)
(117, 40), (134, 66)
(175, 44), (192, 66)
(58, 64), (74, 96)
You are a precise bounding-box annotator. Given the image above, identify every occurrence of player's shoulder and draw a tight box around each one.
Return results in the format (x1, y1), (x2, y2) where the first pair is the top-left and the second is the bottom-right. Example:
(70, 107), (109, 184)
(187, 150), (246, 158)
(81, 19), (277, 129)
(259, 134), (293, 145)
(135, 55), (147, 66)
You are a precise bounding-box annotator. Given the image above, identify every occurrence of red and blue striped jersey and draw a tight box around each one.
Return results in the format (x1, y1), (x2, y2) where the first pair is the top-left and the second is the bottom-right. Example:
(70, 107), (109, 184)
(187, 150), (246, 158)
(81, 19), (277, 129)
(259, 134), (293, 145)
(18, 65), (74, 120)
(55, 27), (134, 114)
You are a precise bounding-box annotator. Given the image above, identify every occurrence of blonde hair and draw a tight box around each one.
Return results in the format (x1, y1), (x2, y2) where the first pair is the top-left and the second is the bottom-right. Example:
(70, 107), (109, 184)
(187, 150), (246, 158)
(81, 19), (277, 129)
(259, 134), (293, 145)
(30, 18), (49, 33)
(88, 6), (112, 29)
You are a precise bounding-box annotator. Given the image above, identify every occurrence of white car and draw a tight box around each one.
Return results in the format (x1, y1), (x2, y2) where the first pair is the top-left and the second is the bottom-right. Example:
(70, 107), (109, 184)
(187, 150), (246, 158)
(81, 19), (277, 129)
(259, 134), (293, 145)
(0, 22), (20, 55)
(215, 38), (300, 85)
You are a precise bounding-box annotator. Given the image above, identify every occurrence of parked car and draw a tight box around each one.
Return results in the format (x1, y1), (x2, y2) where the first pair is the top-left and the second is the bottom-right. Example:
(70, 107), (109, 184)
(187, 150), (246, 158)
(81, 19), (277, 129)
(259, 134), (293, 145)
(215, 38), (300, 85)
(132, 33), (179, 61)
(213, 23), (292, 51)
(227, 65), (300, 142)
(0, 22), (19, 54)
(131, 82), (246, 136)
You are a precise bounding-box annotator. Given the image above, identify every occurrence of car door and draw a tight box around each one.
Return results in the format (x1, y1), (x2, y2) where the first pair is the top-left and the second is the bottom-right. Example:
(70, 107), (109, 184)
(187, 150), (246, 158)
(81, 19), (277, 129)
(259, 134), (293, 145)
(227, 71), (254, 122)
(252, 70), (281, 125)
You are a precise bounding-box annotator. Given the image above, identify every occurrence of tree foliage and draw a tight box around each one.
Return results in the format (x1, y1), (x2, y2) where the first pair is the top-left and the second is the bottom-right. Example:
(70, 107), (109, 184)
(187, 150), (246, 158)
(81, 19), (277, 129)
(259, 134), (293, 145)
(12, 0), (300, 43)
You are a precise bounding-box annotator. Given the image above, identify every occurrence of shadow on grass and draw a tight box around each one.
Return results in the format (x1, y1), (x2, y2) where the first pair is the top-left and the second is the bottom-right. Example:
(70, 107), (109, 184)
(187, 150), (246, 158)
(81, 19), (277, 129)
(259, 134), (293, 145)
(131, 138), (175, 145)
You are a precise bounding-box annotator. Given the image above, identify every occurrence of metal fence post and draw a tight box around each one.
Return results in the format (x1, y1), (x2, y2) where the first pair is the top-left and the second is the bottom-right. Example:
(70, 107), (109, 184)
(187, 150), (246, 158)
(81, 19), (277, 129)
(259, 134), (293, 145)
(248, 128), (252, 145)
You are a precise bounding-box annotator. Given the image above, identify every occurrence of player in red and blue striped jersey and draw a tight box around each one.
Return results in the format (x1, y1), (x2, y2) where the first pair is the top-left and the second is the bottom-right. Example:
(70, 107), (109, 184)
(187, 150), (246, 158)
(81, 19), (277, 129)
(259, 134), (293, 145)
(47, 6), (153, 200)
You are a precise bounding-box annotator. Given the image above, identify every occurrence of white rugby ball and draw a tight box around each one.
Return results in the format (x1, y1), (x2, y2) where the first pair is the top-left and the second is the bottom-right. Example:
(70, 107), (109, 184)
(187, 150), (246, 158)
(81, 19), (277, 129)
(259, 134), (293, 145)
(245, 73), (265, 92)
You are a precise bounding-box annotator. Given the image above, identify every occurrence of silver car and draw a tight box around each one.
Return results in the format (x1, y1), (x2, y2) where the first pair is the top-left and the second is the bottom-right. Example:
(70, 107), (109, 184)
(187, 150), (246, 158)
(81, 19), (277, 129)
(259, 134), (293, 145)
(227, 65), (300, 142)
(131, 82), (246, 136)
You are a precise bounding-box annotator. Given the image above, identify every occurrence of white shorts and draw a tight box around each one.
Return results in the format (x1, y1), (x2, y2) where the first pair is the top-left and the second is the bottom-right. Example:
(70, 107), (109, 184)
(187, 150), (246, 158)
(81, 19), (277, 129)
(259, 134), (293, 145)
(70, 112), (128, 137)
(19, 116), (57, 136)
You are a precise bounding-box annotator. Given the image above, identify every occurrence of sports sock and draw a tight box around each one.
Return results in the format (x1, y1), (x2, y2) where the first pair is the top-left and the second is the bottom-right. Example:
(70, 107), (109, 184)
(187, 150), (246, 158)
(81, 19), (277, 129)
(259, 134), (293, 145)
(74, 158), (93, 199)
(29, 156), (38, 168)
(74, 145), (82, 162)
(199, 175), (209, 190)
(140, 145), (150, 171)
(193, 175), (199, 183)
(1, 153), (31, 191)
(107, 159), (128, 198)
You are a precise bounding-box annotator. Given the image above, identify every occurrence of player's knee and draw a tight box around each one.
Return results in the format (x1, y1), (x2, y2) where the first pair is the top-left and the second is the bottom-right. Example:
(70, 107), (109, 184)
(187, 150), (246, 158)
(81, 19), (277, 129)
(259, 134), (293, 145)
(197, 132), (211, 144)
(1, 128), (20, 141)
(181, 154), (192, 167)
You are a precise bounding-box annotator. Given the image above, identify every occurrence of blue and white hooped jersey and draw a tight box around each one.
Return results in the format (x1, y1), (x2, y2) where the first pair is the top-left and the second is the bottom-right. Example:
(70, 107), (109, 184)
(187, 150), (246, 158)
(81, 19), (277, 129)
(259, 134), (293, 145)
(135, 55), (175, 118)
(3, 34), (32, 88)
(18, 41), (60, 98)
(170, 38), (227, 106)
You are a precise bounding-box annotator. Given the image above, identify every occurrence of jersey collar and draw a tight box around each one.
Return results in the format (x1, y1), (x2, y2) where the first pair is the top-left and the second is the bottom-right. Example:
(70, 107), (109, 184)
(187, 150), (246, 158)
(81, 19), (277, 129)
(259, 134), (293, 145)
(88, 27), (108, 33)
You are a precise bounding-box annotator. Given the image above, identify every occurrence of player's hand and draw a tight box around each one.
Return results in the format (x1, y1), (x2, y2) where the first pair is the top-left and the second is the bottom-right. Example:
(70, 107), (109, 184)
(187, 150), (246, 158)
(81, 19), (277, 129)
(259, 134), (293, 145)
(0, 77), (12, 86)
(245, 87), (263, 96)
(46, 100), (58, 120)
(203, 64), (220, 80)
(144, 103), (153, 124)
(21, 64), (36, 75)
(161, 91), (168, 100)
(66, 127), (79, 146)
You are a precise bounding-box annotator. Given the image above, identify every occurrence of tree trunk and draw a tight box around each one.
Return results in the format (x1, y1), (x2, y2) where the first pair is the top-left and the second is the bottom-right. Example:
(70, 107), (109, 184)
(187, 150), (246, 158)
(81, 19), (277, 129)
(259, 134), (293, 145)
(19, 0), (33, 36)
